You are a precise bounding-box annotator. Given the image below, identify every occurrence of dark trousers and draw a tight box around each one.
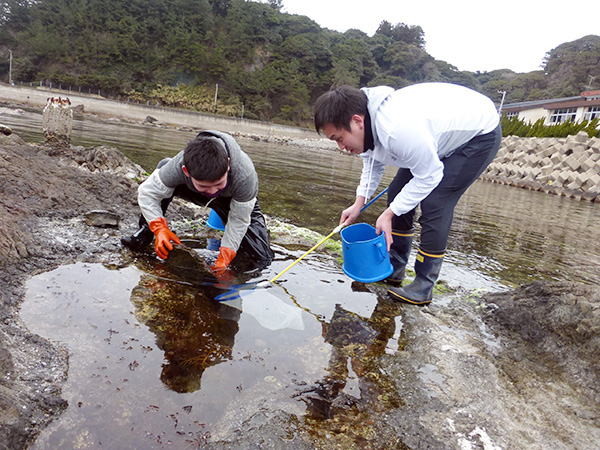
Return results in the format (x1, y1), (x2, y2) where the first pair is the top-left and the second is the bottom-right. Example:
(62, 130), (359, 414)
(140, 159), (274, 268)
(387, 125), (502, 253)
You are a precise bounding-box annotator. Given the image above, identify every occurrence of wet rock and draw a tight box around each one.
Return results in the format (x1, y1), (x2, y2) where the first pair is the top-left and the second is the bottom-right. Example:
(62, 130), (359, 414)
(143, 115), (158, 124)
(163, 245), (213, 280)
(0, 138), (148, 448)
(42, 144), (145, 180)
(482, 281), (600, 403)
(324, 304), (378, 347)
(0, 132), (25, 145)
(0, 346), (13, 373)
(0, 123), (12, 135)
(77, 145), (145, 176)
(70, 104), (85, 118)
(84, 210), (120, 228)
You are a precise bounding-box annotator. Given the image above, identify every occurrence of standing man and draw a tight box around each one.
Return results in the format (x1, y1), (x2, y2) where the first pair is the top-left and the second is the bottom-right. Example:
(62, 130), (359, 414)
(121, 130), (274, 275)
(313, 83), (501, 305)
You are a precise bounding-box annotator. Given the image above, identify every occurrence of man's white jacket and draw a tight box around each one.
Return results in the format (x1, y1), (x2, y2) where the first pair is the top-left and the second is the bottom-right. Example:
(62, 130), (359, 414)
(358, 82), (500, 216)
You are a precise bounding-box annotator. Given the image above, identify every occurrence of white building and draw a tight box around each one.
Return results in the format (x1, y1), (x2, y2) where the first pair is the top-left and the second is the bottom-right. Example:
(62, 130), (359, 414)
(501, 90), (600, 125)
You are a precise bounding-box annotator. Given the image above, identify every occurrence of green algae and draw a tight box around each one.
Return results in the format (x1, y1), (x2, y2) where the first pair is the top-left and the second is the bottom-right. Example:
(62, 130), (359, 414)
(268, 218), (342, 255)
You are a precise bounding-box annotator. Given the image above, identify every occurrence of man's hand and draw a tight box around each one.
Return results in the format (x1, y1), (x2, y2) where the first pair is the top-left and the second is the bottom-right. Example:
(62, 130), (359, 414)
(148, 217), (181, 259)
(375, 208), (395, 251)
(339, 196), (366, 227)
(211, 246), (237, 272)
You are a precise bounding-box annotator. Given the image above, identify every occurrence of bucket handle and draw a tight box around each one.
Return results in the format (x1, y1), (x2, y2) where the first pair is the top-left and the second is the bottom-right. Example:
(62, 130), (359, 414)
(374, 241), (388, 262)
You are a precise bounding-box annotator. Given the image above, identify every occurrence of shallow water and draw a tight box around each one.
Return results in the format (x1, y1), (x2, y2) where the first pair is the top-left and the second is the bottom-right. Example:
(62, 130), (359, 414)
(22, 251), (405, 447)
(8, 104), (600, 446)
(4, 106), (599, 285)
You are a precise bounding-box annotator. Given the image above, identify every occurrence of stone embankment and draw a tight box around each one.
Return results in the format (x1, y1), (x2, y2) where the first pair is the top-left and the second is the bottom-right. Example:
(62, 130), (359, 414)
(482, 131), (600, 201)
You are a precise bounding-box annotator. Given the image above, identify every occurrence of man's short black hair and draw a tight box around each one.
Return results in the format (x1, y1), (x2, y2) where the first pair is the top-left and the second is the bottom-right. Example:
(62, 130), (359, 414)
(183, 137), (229, 181)
(313, 85), (368, 133)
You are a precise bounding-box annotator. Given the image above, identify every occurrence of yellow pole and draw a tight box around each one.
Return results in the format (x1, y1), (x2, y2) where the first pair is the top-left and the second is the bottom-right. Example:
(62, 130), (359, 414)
(269, 224), (342, 284)
(262, 187), (389, 287)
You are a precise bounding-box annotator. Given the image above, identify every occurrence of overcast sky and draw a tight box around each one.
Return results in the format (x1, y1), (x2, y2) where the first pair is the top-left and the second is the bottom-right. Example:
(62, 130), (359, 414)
(280, 0), (600, 73)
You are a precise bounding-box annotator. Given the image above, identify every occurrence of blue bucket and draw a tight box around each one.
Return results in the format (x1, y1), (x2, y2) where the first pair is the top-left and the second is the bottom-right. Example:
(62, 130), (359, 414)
(206, 209), (225, 231)
(340, 223), (393, 283)
(206, 237), (221, 251)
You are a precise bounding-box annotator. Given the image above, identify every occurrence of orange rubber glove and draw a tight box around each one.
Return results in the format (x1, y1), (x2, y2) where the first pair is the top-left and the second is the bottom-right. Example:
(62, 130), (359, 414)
(211, 246), (236, 272)
(148, 217), (181, 259)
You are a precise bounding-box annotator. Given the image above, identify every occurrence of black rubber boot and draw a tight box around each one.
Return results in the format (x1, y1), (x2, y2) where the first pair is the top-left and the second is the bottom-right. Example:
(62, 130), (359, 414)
(385, 230), (413, 286)
(121, 222), (153, 251)
(387, 250), (443, 305)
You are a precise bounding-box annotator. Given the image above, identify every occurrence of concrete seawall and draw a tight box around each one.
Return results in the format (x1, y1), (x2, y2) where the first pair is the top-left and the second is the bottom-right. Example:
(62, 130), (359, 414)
(482, 132), (600, 201)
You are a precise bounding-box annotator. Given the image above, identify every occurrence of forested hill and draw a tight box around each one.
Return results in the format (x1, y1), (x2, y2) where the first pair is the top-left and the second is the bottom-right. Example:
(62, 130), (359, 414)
(1, 0), (599, 125)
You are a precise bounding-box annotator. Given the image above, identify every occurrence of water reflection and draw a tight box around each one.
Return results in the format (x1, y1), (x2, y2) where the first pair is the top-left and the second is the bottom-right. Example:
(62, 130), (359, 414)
(299, 292), (403, 423)
(23, 247), (414, 447)
(452, 181), (600, 285)
(129, 246), (243, 394)
(130, 275), (240, 393)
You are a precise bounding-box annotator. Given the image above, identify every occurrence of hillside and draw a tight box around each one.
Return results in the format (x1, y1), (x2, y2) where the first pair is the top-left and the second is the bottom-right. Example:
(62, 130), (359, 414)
(1, 0), (598, 124)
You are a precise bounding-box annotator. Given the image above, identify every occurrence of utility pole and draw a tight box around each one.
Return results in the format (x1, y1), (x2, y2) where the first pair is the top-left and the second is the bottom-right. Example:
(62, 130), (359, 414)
(213, 83), (219, 113)
(585, 75), (596, 90)
(8, 49), (13, 85)
(497, 90), (507, 114)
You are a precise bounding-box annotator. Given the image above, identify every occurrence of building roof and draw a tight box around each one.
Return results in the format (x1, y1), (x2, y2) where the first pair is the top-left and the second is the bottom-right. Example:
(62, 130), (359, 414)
(503, 90), (600, 112)
(581, 90), (600, 97)
(503, 96), (581, 112)
(542, 98), (600, 110)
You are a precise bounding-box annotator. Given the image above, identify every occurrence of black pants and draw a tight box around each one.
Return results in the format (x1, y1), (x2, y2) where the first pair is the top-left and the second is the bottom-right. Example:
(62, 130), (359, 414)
(140, 159), (274, 268)
(388, 125), (502, 253)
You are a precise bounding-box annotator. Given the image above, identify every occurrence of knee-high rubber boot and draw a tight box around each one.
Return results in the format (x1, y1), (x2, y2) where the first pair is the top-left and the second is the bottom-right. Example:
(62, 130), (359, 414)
(122, 197), (172, 251)
(387, 250), (443, 305)
(386, 230), (413, 286)
(120, 216), (154, 251)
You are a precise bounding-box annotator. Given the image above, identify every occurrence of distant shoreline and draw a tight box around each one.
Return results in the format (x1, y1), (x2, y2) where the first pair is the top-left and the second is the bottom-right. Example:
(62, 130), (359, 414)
(0, 83), (336, 149)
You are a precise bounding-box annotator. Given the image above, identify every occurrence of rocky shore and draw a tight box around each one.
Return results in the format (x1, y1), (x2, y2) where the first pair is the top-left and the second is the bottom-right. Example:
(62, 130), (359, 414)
(1, 86), (599, 448)
(0, 122), (599, 449)
(0, 136), (141, 448)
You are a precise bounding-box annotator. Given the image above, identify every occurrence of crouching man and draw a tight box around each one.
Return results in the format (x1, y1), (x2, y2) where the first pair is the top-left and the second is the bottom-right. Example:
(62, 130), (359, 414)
(121, 130), (274, 275)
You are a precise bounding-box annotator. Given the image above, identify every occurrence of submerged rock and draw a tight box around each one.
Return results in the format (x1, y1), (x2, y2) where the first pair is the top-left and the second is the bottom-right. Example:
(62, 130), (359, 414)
(482, 281), (600, 405)
(0, 123), (12, 135)
(143, 115), (158, 124)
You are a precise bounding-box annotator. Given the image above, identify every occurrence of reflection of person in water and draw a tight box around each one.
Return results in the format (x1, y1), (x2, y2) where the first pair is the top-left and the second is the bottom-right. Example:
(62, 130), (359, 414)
(130, 273), (240, 393)
(300, 287), (402, 420)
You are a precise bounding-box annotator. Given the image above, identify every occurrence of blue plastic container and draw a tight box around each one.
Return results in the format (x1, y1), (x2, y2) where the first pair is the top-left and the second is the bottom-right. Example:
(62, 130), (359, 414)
(206, 209), (225, 231)
(340, 223), (393, 283)
(206, 237), (221, 251)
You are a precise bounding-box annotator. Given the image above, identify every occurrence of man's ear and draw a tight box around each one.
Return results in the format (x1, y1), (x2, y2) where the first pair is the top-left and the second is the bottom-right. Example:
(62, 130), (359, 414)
(182, 165), (190, 177)
(350, 114), (365, 130)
